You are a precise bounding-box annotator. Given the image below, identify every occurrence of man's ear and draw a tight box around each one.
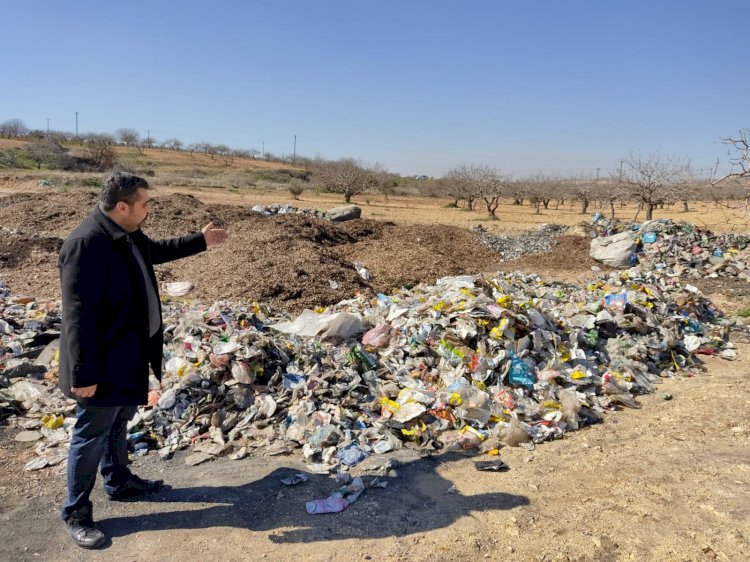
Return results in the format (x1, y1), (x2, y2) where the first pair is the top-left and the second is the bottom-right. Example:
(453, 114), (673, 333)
(115, 201), (128, 213)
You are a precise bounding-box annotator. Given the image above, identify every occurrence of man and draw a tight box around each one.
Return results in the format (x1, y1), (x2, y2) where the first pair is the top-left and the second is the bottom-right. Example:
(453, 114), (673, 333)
(58, 172), (228, 549)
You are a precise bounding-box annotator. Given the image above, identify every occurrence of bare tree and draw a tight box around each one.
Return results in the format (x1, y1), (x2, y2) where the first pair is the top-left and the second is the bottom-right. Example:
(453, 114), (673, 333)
(84, 135), (117, 171)
(568, 176), (594, 214)
(310, 158), (383, 203)
(232, 149), (252, 159)
(0, 119), (29, 138)
(526, 173), (559, 214)
(163, 138), (183, 151)
(26, 139), (65, 169)
(442, 165), (481, 211)
(199, 143), (217, 159)
(598, 177), (625, 218)
(142, 136), (157, 149)
(116, 128), (140, 146)
(717, 128), (749, 180)
(618, 153), (692, 220)
(214, 144), (232, 164)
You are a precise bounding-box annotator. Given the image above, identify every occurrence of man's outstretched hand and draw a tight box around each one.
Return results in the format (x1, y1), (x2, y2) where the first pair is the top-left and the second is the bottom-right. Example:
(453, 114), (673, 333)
(202, 222), (229, 247)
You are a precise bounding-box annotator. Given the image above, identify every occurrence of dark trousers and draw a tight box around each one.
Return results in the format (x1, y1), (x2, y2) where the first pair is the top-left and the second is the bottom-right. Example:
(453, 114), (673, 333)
(61, 403), (138, 519)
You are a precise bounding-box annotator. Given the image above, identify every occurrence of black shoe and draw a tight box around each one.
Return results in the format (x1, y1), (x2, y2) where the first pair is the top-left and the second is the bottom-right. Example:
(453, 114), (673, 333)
(63, 509), (106, 549)
(106, 474), (164, 501)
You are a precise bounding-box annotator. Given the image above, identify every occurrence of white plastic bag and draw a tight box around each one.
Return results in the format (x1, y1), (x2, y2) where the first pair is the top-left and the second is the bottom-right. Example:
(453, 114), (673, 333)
(589, 231), (636, 267)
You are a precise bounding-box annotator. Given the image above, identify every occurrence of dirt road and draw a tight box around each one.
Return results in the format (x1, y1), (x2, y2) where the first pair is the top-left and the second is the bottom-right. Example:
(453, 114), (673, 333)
(2, 347), (748, 562)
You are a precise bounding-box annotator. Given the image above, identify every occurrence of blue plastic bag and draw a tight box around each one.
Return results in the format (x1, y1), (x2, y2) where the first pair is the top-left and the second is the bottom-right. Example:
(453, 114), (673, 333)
(507, 350), (536, 388)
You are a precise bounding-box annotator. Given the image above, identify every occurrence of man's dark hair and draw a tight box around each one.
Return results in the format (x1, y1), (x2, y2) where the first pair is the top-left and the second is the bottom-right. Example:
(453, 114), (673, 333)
(100, 172), (149, 211)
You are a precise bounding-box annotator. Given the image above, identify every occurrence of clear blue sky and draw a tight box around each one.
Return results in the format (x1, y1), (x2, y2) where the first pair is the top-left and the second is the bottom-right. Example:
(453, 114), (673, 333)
(2, 1), (746, 177)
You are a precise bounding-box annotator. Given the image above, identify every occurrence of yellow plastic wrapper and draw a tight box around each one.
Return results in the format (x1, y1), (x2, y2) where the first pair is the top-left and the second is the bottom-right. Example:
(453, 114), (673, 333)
(495, 294), (511, 307)
(460, 425), (486, 441)
(379, 397), (400, 413)
(42, 414), (64, 429)
(432, 300), (448, 311)
(401, 421), (427, 436)
(489, 327), (504, 340)
(473, 380), (487, 392)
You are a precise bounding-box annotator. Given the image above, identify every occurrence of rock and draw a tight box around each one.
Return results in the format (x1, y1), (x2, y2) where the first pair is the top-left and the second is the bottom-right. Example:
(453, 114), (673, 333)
(185, 452), (213, 466)
(326, 205), (361, 222)
(14, 430), (43, 442)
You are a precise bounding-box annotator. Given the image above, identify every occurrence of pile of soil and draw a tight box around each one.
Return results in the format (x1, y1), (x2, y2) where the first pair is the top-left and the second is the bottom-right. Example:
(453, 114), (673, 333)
(501, 235), (615, 283)
(0, 192), (605, 312)
(0, 193), (517, 311)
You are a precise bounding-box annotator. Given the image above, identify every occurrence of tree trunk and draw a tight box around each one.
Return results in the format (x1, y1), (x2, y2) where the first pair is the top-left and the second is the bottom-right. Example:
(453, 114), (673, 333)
(485, 198), (499, 219)
(542, 199), (550, 209)
(646, 204), (655, 220)
(580, 198), (589, 214)
(610, 200), (616, 218)
(682, 200), (689, 212)
(344, 192), (352, 203)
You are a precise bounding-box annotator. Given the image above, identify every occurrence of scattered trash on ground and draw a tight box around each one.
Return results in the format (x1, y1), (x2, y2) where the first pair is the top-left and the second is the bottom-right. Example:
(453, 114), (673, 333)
(3, 251), (746, 474)
(588, 217), (750, 280)
(472, 224), (569, 261)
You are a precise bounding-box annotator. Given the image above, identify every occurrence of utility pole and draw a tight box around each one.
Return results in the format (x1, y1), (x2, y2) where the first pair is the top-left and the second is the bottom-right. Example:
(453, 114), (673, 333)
(596, 167), (601, 180)
(75, 112), (79, 137)
(262, 141), (265, 158)
(293, 134), (296, 166)
(46, 118), (50, 134)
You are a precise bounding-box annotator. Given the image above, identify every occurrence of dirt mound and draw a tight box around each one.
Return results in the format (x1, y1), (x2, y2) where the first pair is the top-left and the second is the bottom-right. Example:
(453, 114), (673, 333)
(0, 235), (62, 268)
(0, 192), (615, 311)
(499, 235), (611, 283)
(0, 192), (506, 311)
(155, 214), (503, 311)
(0, 191), (99, 235)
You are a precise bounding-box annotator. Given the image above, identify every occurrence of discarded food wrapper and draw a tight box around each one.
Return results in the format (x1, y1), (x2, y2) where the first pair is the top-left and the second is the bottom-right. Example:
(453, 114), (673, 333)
(163, 281), (194, 297)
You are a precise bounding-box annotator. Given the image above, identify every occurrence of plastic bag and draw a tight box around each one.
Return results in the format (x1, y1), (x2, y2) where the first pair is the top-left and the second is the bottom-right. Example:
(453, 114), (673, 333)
(507, 350), (536, 388)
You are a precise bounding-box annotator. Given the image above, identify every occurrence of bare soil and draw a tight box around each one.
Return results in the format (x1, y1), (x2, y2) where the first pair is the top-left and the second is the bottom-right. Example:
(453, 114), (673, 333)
(1, 183), (750, 561)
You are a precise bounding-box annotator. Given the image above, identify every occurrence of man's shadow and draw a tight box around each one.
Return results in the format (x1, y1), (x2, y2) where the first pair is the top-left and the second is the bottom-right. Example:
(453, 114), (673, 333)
(98, 451), (529, 545)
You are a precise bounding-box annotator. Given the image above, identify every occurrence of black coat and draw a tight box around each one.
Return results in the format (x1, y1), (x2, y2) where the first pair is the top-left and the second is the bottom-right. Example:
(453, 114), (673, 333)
(58, 206), (206, 406)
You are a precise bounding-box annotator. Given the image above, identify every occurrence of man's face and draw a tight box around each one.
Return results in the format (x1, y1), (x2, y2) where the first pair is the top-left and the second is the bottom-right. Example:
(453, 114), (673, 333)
(118, 187), (152, 232)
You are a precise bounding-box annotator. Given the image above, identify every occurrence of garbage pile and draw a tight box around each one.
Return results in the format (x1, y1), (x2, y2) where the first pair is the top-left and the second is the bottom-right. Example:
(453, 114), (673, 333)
(251, 204), (362, 223)
(2, 265), (742, 473)
(251, 203), (326, 219)
(589, 218), (750, 278)
(472, 224), (569, 260)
